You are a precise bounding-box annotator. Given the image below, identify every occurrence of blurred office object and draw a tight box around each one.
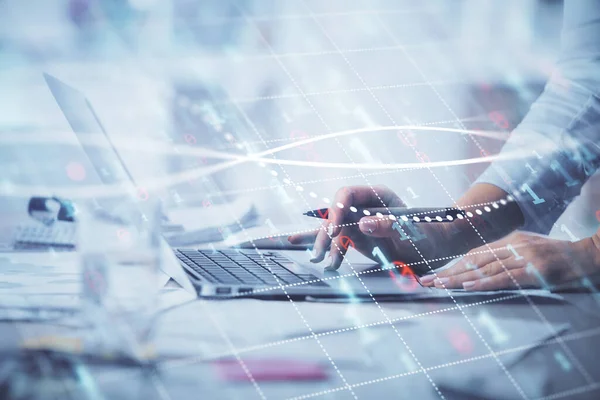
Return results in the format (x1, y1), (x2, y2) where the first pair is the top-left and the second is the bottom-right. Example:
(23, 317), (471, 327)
(78, 197), (163, 361)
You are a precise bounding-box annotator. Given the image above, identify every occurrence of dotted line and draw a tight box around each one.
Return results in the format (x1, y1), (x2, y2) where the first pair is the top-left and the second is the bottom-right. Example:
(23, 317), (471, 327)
(535, 383), (600, 400)
(230, 81), (463, 103)
(326, 13), (525, 399)
(286, 325), (600, 400)
(218, 246), (508, 300)
(236, 197), (515, 246)
(237, 12), (360, 399)
(303, 8), (448, 400)
(376, 12), (593, 390)
(204, 6), (442, 24)
(213, 116), (483, 148)
(223, 294), (524, 355)
(160, 293), (524, 373)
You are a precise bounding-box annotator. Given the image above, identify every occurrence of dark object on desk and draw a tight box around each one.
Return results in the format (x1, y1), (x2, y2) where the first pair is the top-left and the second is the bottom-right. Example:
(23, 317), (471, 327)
(0, 349), (101, 400)
(237, 236), (310, 250)
(28, 197), (76, 225)
(304, 207), (466, 223)
(213, 358), (328, 382)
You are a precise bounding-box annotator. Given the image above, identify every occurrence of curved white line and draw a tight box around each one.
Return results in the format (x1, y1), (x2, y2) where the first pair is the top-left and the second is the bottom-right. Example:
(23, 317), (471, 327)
(0, 125), (535, 198)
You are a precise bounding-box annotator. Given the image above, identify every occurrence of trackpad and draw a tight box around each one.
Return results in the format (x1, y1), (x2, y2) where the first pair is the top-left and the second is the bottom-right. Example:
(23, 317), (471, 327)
(323, 267), (428, 297)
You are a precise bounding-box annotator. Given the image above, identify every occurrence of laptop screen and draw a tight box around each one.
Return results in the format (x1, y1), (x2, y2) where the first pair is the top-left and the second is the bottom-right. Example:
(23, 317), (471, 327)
(43, 73), (135, 188)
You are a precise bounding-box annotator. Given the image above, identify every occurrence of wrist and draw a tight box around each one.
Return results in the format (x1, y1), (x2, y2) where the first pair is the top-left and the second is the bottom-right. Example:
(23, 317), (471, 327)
(572, 229), (600, 273)
(453, 183), (523, 245)
(590, 228), (600, 269)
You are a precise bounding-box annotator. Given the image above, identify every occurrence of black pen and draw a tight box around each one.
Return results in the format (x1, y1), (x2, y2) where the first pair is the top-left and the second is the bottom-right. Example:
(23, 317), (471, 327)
(303, 207), (466, 223)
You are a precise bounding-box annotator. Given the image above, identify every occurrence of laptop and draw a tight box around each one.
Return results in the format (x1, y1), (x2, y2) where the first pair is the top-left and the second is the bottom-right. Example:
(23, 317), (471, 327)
(44, 73), (429, 299)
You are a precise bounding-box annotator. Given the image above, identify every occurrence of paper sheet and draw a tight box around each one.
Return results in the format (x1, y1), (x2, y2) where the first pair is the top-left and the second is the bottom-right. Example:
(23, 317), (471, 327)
(0, 251), (173, 312)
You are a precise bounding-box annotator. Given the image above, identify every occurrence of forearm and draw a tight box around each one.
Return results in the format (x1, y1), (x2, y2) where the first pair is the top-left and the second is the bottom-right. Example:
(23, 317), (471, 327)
(574, 227), (600, 275)
(437, 183), (525, 254)
(473, 0), (600, 235)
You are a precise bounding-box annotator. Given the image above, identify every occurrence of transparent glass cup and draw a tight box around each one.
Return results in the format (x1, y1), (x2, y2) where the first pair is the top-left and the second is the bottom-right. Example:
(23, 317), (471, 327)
(77, 196), (162, 361)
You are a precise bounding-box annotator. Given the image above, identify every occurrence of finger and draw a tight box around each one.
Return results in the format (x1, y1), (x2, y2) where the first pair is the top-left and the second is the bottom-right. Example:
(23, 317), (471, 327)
(433, 260), (511, 289)
(288, 231), (318, 245)
(358, 216), (397, 238)
(329, 185), (405, 237)
(311, 220), (333, 263)
(440, 244), (512, 277)
(463, 268), (532, 291)
(327, 234), (351, 271)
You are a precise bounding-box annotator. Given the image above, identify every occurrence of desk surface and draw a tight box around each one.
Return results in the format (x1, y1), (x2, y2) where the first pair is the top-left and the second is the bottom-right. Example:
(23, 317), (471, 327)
(3, 289), (600, 400)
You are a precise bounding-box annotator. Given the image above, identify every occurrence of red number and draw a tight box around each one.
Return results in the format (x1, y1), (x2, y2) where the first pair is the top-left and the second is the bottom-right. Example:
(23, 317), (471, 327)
(388, 261), (419, 291)
(137, 187), (149, 201)
(184, 134), (197, 145)
(488, 111), (509, 130)
(416, 151), (430, 164)
(84, 268), (106, 295)
(317, 209), (329, 219)
(339, 236), (355, 250)
(448, 328), (473, 354)
(116, 228), (130, 241)
(397, 130), (417, 147)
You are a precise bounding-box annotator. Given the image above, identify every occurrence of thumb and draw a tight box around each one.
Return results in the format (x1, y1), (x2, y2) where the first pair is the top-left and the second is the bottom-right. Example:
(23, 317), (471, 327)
(358, 216), (396, 237)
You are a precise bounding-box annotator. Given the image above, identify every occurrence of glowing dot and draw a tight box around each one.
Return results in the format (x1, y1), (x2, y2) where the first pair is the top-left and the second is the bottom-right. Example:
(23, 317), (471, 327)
(376, 212), (384, 218)
(500, 199), (507, 205)
(296, 186), (304, 192)
(492, 203), (499, 209)
(66, 162), (86, 181)
(436, 216), (443, 222)
(457, 214), (464, 219)
(484, 206), (491, 212)
(401, 216), (408, 221)
(336, 202), (344, 209)
(323, 197), (331, 204)
(350, 206), (358, 213)
(309, 192), (317, 198)
(507, 195), (514, 201)
(413, 216), (420, 222)
(466, 212), (473, 218)
(424, 216), (432, 222)
(389, 214), (396, 220)
(476, 209), (483, 215)
(363, 209), (371, 216)
(447, 215), (453, 221)
(270, 170), (278, 176)
(283, 178), (291, 185)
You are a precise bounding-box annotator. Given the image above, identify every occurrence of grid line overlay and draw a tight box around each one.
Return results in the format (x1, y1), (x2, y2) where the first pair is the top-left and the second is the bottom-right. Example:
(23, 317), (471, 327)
(8, 2), (595, 399)
(160, 2), (596, 399)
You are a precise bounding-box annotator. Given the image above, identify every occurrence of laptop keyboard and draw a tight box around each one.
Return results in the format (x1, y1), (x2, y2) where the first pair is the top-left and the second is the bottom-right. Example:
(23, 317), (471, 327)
(176, 249), (327, 287)
(13, 222), (77, 249)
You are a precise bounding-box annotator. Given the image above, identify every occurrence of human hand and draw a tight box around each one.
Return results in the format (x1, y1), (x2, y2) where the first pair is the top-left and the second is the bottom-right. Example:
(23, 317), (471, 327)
(420, 230), (600, 291)
(288, 185), (452, 273)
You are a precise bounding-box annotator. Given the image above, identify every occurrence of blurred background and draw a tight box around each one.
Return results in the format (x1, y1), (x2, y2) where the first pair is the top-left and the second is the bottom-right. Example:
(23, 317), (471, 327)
(1, 0), (597, 242)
